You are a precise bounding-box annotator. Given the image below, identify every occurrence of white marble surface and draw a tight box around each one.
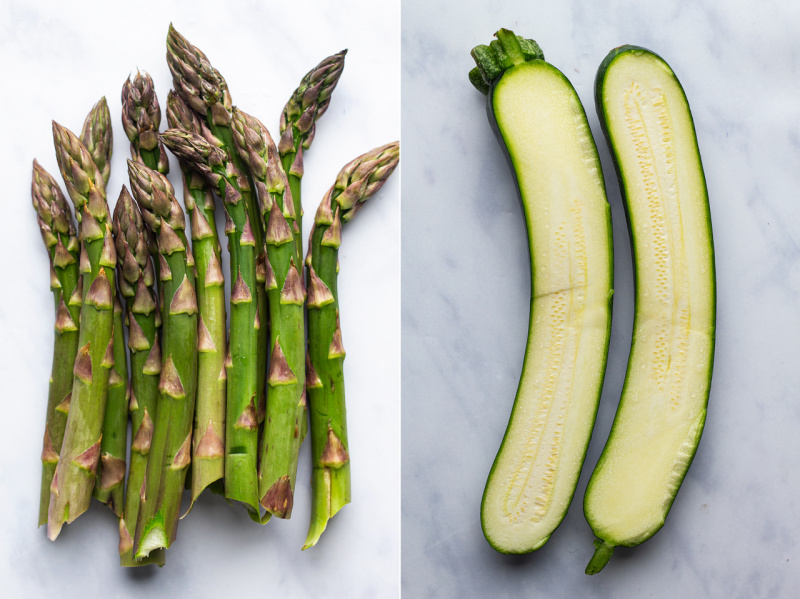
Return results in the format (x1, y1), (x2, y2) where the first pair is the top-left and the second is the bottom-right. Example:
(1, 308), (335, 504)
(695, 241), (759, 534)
(0, 1), (399, 596)
(402, 1), (800, 597)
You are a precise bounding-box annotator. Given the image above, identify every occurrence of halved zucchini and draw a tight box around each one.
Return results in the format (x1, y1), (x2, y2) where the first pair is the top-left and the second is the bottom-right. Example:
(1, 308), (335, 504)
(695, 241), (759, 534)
(584, 46), (716, 574)
(470, 30), (614, 554)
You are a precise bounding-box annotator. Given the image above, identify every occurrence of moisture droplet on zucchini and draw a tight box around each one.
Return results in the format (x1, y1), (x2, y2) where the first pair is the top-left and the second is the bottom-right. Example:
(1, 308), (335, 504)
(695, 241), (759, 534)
(470, 30), (614, 554)
(583, 46), (716, 574)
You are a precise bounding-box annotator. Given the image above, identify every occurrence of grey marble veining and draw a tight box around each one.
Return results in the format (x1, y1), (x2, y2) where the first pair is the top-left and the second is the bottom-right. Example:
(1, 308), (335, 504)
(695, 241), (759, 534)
(402, 1), (800, 597)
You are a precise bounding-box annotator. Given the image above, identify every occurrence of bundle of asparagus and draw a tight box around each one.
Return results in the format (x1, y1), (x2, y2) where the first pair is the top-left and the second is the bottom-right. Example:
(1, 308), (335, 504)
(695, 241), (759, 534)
(32, 23), (399, 564)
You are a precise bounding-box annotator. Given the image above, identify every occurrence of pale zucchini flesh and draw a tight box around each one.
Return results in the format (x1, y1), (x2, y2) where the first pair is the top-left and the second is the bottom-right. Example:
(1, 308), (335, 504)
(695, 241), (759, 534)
(481, 60), (613, 554)
(584, 48), (715, 572)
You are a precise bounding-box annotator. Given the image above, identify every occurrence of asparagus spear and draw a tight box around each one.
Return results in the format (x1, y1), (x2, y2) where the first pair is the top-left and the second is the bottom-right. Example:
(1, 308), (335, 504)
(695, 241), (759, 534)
(32, 161), (81, 527)
(80, 98), (130, 515)
(160, 128), (261, 517)
(231, 108), (305, 519)
(127, 160), (198, 557)
(112, 188), (165, 566)
(122, 71), (170, 174)
(47, 122), (116, 541)
(166, 90), (227, 505)
(166, 24), (269, 431)
(304, 142), (399, 548)
(279, 49), (346, 251)
(91, 293), (128, 515)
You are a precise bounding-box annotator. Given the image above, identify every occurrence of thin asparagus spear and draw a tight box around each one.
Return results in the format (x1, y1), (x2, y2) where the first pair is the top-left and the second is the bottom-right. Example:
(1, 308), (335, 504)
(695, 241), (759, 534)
(304, 142), (399, 548)
(122, 71), (170, 174)
(112, 188), (165, 567)
(160, 128), (261, 517)
(166, 24), (269, 431)
(80, 98), (130, 515)
(47, 122), (116, 541)
(279, 50), (346, 251)
(127, 160), (198, 557)
(32, 161), (81, 527)
(80, 97), (113, 185)
(91, 294), (128, 515)
(166, 90), (227, 505)
(231, 108), (305, 519)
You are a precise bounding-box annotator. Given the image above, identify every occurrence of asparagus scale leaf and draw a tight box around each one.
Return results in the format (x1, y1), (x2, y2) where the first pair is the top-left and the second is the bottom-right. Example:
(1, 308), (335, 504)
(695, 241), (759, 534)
(128, 161), (198, 557)
(32, 161), (81, 527)
(166, 91), (227, 506)
(304, 141), (399, 548)
(47, 122), (116, 541)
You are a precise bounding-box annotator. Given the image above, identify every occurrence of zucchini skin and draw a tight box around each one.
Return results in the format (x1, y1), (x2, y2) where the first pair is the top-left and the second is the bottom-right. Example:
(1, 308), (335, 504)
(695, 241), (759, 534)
(478, 57), (614, 555)
(584, 46), (716, 571)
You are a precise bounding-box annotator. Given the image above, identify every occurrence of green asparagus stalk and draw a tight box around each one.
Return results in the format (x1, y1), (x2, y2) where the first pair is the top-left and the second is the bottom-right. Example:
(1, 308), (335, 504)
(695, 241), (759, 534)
(127, 160), (198, 557)
(32, 161), (81, 527)
(231, 108), (305, 519)
(80, 97), (113, 185)
(122, 71), (170, 174)
(160, 128), (261, 517)
(80, 98), (129, 515)
(112, 188), (165, 566)
(279, 49), (346, 251)
(303, 142), (399, 548)
(166, 90), (227, 505)
(91, 294), (128, 515)
(47, 122), (116, 541)
(166, 24), (269, 429)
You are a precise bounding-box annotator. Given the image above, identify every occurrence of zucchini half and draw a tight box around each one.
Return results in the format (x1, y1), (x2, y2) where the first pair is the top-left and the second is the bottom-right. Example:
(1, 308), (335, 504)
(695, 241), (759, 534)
(470, 30), (614, 554)
(583, 46), (716, 574)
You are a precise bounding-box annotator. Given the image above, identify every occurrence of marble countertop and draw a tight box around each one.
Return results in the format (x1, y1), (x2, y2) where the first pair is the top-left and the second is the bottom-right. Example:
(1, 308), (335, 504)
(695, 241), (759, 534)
(0, 1), (399, 596)
(402, 1), (800, 597)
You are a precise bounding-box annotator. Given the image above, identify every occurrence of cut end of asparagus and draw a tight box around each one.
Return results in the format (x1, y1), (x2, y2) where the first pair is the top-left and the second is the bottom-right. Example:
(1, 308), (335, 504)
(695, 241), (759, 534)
(136, 524), (169, 559)
(302, 468), (351, 550)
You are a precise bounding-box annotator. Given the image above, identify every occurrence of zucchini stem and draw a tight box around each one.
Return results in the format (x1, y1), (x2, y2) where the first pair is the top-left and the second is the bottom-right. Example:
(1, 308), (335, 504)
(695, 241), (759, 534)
(586, 539), (615, 575)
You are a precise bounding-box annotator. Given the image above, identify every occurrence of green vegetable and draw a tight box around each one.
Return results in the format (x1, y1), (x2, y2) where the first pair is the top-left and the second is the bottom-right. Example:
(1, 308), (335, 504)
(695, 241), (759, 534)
(159, 128), (262, 518)
(470, 29), (614, 554)
(127, 161), (198, 558)
(92, 295), (128, 515)
(166, 90), (227, 506)
(122, 71), (170, 174)
(304, 141), (400, 548)
(79, 97), (113, 185)
(82, 98), (128, 516)
(112, 188), (164, 566)
(167, 24), (269, 436)
(47, 122), (116, 541)
(230, 108), (305, 520)
(279, 49), (347, 254)
(31, 160), (81, 527)
(584, 46), (715, 574)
